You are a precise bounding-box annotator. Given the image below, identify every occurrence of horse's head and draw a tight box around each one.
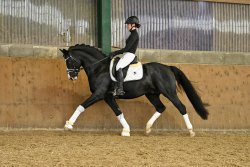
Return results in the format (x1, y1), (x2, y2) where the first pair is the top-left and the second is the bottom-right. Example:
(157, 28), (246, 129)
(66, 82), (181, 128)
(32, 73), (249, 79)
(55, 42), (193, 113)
(59, 49), (81, 81)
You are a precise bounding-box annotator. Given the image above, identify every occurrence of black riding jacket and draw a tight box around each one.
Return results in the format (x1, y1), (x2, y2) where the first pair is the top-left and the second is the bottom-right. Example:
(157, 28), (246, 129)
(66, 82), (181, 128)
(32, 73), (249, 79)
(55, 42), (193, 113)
(112, 29), (139, 56)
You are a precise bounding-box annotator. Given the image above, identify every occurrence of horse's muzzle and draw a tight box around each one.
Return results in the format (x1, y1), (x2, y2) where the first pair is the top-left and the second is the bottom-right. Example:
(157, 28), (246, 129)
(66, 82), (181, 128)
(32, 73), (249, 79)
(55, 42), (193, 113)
(68, 74), (78, 81)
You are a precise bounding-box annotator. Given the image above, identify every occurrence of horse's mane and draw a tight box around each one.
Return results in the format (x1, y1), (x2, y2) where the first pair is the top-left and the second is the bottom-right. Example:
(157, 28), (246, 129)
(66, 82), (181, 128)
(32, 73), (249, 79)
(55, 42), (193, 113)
(69, 43), (106, 59)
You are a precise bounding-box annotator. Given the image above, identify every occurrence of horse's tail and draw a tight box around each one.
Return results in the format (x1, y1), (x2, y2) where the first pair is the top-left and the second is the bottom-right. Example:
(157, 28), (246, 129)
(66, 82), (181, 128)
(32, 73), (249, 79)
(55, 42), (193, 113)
(170, 66), (209, 120)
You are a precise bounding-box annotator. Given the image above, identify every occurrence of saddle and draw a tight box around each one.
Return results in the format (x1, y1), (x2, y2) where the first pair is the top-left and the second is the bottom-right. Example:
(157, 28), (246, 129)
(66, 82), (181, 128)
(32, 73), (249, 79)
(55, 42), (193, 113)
(110, 57), (143, 82)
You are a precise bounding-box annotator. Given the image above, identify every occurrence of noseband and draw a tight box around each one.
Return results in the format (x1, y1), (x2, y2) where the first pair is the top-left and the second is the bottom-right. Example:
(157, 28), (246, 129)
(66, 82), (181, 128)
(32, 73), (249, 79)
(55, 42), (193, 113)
(65, 54), (82, 75)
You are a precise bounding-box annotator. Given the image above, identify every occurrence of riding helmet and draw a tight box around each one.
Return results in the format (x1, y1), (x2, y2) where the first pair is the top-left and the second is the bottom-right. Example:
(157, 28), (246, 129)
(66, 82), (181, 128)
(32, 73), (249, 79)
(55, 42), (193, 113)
(125, 16), (141, 28)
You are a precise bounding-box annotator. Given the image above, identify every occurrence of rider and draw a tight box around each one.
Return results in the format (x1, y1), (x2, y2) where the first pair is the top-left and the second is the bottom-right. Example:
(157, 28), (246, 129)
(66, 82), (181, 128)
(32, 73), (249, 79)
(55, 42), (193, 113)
(109, 16), (140, 96)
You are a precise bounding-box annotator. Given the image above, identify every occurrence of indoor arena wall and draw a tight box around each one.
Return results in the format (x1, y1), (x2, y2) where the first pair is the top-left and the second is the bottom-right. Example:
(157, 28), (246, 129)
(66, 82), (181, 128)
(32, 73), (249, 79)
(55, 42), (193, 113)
(0, 44), (249, 130)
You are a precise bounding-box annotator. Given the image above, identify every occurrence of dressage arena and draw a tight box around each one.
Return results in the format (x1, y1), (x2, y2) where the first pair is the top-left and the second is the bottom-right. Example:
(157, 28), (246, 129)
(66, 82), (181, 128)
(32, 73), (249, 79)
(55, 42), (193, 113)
(0, 45), (249, 166)
(1, 0), (250, 166)
(0, 130), (248, 167)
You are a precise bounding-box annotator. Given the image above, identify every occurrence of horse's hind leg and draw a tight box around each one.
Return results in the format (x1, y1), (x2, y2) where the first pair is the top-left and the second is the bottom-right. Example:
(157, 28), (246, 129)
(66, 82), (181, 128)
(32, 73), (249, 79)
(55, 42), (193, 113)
(145, 94), (166, 134)
(162, 90), (195, 137)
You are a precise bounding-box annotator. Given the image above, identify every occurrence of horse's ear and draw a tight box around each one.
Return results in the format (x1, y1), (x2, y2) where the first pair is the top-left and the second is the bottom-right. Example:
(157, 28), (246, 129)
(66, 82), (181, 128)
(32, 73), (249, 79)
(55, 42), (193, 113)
(59, 49), (68, 58)
(59, 49), (67, 54)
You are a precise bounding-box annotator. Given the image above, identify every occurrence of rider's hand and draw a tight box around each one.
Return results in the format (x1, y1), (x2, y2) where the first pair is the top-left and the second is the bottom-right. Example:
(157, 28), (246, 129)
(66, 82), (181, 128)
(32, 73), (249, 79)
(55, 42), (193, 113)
(109, 53), (115, 59)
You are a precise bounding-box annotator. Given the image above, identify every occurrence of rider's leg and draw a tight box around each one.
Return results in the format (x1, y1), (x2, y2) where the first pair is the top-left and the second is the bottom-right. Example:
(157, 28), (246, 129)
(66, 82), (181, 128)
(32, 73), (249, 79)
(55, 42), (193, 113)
(115, 68), (125, 96)
(115, 53), (136, 70)
(115, 53), (135, 96)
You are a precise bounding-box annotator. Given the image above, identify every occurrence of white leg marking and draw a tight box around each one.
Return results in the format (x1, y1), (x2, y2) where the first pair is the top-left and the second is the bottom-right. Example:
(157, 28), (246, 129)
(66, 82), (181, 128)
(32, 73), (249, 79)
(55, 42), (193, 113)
(117, 113), (130, 136)
(183, 114), (195, 137)
(146, 112), (161, 134)
(64, 105), (85, 130)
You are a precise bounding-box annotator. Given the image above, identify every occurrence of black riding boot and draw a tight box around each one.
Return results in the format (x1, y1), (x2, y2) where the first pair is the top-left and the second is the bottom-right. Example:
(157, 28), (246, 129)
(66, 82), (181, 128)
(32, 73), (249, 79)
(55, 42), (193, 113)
(115, 68), (125, 96)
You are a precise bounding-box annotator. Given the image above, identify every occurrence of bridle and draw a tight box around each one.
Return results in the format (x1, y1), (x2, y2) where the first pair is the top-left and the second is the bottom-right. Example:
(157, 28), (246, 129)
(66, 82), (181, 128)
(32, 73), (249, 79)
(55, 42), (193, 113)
(65, 53), (82, 76)
(65, 52), (110, 75)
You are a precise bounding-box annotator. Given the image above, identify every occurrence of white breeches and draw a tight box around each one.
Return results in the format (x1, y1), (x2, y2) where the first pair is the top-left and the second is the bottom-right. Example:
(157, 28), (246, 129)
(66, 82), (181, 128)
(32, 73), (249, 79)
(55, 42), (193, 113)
(116, 52), (136, 71)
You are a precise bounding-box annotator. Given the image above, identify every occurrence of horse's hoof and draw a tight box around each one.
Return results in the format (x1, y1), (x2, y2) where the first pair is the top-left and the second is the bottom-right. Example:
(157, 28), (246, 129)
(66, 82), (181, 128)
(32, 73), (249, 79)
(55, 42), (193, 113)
(189, 130), (195, 137)
(64, 121), (73, 131)
(146, 123), (152, 134)
(121, 129), (130, 137)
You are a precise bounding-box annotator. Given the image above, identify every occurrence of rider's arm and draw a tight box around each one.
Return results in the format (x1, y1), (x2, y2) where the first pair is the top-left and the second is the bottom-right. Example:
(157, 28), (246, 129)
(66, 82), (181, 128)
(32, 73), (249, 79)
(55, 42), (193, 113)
(111, 48), (125, 57)
(122, 33), (138, 53)
(110, 32), (138, 57)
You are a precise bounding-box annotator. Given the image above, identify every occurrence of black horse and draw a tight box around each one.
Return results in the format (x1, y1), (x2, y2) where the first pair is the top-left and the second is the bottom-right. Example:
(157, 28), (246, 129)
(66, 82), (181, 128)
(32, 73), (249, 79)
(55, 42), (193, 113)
(60, 44), (208, 137)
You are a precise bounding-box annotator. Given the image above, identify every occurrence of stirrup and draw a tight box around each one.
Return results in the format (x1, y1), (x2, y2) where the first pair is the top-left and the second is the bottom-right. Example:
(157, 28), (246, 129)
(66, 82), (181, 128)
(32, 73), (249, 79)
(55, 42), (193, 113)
(112, 89), (117, 96)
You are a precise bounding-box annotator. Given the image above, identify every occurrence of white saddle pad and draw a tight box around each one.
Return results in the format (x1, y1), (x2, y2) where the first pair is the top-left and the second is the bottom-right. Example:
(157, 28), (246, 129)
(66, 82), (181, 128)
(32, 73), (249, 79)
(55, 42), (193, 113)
(110, 60), (143, 82)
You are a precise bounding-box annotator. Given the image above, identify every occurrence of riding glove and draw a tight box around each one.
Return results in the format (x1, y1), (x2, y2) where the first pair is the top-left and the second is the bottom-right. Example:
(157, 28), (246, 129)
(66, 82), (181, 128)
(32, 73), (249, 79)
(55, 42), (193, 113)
(109, 52), (116, 59)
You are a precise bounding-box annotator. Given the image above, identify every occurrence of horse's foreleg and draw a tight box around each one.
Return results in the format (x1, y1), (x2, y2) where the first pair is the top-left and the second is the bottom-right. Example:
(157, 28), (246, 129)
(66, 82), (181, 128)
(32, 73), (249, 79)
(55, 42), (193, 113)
(117, 114), (130, 136)
(64, 105), (85, 130)
(64, 93), (103, 130)
(104, 95), (130, 136)
(145, 94), (166, 134)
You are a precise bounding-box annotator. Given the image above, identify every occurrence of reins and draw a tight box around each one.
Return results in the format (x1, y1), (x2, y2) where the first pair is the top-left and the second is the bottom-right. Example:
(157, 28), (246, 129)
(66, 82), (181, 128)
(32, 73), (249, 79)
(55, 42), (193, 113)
(85, 56), (110, 69)
(67, 50), (109, 71)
